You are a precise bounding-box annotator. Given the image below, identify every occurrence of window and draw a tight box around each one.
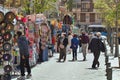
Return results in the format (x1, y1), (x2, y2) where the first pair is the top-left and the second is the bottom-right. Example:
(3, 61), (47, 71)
(81, 3), (90, 12)
(90, 13), (95, 22)
(96, 13), (102, 19)
(80, 13), (86, 22)
(77, 3), (81, 8)
(73, 4), (77, 8)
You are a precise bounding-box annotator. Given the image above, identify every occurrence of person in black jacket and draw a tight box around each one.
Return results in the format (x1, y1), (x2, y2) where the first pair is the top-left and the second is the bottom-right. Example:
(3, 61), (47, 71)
(58, 33), (68, 62)
(88, 32), (105, 69)
(17, 31), (31, 80)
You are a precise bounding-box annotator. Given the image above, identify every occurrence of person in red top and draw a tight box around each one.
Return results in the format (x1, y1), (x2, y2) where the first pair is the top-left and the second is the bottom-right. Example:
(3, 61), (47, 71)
(52, 35), (56, 56)
(80, 31), (89, 61)
(52, 36), (56, 45)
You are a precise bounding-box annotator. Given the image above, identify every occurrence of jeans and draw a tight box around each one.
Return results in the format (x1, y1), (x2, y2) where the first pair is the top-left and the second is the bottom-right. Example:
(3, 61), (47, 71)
(72, 49), (77, 60)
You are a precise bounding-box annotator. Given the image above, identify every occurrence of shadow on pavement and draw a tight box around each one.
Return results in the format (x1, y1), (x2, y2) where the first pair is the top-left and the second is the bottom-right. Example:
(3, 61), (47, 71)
(86, 68), (100, 70)
(56, 61), (65, 63)
(77, 60), (87, 62)
(68, 60), (77, 62)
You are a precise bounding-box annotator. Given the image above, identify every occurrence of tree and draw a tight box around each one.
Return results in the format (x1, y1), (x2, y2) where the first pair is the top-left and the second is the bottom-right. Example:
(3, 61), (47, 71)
(66, 0), (73, 11)
(94, 0), (119, 44)
(95, 0), (120, 67)
(21, 0), (57, 15)
(94, 0), (120, 28)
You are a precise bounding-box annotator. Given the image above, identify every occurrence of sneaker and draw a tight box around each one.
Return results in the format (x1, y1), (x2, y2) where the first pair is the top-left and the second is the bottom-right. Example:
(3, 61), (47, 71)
(17, 76), (25, 80)
(26, 74), (32, 79)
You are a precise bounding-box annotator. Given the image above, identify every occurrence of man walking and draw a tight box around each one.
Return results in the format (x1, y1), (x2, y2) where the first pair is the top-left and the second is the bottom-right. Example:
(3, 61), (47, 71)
(80, 31), (89, 61)
(88, 32), (105, 68)
(17, 31), (31, 80)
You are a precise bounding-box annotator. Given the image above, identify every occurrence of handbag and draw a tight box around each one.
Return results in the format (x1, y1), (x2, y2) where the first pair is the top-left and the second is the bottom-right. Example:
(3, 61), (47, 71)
(59, 44), (64, 49)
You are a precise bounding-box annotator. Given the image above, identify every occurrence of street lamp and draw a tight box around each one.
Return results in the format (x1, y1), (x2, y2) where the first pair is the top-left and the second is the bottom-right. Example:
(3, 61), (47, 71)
(114, 0), (120, 57)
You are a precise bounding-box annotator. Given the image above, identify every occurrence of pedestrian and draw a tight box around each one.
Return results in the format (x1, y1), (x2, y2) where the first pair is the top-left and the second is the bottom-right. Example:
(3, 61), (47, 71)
(80, 31), (89, 61)
(70, 34), (79, 61)
(17, 31), (31, 80)
(51, 35), (56, 56)
(88, 32), (105, 69)
(88, 32), (94, 43)
(57, 34), (61, 53)
(78, 36), (82, 53)
(66, 32), (73, 54)
(38, 38), (43, 63)
(58, 33), (68, 62)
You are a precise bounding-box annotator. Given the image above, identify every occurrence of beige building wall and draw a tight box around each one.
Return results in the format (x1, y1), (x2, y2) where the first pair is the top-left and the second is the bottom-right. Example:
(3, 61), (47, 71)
(72, 0), (102, 25)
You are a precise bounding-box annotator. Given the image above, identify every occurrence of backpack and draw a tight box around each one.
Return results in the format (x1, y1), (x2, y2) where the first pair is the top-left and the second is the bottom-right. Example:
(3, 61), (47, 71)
(100, 41), (106, 52)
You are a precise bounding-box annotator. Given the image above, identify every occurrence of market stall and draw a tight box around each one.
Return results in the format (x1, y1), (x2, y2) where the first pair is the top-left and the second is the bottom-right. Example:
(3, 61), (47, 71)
(0, 11), (15, 80)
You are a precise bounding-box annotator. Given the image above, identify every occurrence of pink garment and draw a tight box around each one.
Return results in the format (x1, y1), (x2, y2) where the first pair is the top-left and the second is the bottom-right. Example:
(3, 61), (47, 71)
(25, 28), (29, 39)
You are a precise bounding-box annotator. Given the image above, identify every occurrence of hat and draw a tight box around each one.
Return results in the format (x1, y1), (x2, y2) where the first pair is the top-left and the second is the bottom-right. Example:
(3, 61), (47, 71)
(3, 53), (12, 61)
(3, 42), (12, 51)
(4, 65), (12, 73)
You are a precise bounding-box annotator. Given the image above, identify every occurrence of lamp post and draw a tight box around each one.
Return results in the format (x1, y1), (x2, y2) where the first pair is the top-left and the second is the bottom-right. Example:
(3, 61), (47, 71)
(114, 0), (119, 57)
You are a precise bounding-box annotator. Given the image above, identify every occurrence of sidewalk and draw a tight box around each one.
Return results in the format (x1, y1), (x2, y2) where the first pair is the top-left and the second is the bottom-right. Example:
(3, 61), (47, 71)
(105, 42), (120, 80)
(12, 52), (107, 80)
(108, 56), (120, 80)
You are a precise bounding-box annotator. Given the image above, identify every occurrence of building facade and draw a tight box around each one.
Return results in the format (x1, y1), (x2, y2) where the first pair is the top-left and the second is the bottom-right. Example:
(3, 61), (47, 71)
(72, 0), (102, 25)
(59, 0), (102, 26)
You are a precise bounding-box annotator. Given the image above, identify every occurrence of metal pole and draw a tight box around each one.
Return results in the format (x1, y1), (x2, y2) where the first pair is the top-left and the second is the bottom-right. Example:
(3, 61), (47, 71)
(115, 2), (119, 57)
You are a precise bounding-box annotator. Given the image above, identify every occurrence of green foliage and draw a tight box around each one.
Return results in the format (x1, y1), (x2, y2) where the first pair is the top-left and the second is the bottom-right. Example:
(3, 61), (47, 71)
(66, 0), (73, 11)
(21, 0), (31, 15)
(94, 0), (120, 28)
(21, 0), (57, 15)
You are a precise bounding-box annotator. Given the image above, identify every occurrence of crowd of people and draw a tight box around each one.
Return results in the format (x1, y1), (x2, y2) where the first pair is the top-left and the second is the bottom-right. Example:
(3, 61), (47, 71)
(55, 31), (105, 69)
(13, 23), (106, 80)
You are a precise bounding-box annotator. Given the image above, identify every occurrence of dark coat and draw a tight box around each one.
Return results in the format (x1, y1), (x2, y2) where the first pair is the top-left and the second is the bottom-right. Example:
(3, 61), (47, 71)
(88, 36), (105, 52)
(63, 37), (68, 48)
(80, 34), (89, 44)
(17, 36), (29, 57)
